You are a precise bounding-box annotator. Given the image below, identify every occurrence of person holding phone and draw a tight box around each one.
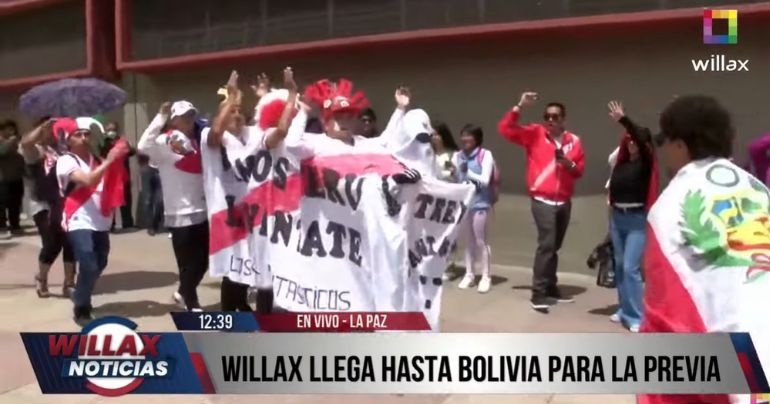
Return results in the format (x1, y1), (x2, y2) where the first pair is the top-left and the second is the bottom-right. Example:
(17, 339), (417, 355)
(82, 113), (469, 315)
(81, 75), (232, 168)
(498, 92), (585, 312)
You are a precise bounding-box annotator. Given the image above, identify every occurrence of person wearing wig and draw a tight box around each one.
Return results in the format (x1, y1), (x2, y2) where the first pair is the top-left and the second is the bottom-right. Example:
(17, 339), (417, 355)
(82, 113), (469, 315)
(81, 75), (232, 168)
(288, 78), (422, 189)
(204, 68), (298, 312)
(606, 101), (659, 333)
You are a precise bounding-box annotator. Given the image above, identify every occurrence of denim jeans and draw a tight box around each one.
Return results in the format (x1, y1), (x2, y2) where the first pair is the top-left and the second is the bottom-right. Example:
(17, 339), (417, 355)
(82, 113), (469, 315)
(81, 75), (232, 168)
(609, 208), (646, 328)
(67, 230), (110, 309)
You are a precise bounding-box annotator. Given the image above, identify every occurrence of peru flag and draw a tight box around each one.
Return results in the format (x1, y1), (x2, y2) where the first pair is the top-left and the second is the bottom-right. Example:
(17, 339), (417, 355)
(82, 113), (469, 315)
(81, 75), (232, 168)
(639, 158), (770, 404)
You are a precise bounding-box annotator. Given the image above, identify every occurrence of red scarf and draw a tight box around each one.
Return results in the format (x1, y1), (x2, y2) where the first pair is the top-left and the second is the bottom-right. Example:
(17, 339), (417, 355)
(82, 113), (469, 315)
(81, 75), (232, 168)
(61, 146), (128, 229)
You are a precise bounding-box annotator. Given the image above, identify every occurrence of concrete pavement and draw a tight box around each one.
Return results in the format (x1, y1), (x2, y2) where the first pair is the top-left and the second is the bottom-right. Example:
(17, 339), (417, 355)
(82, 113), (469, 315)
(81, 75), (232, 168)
(0, 222), (633, 404)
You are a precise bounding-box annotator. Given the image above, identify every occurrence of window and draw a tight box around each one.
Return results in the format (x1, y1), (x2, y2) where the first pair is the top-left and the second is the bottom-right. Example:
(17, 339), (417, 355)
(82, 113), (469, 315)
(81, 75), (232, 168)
(0, 2), (85, 80)
(127, 0), (769, 61)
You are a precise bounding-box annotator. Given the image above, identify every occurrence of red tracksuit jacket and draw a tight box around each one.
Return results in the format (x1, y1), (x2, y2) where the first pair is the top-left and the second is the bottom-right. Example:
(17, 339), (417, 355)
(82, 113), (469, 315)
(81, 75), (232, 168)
(497, 110), (585, 202)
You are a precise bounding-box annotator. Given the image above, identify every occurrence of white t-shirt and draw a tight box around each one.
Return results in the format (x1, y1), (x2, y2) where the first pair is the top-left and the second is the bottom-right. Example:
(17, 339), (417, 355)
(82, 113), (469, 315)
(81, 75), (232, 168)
(56, 153), (112, 232)
(137, 113), (208, 228)
(284, 110), (390, 160)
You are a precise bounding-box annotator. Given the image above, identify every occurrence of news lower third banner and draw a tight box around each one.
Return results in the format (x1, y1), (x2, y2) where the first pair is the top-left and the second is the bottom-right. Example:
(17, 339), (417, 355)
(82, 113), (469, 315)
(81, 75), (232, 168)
(19, 315), (769, 396)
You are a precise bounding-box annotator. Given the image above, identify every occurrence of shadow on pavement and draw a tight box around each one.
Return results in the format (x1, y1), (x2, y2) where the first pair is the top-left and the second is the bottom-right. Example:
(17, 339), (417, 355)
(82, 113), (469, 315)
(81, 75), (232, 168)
(588, 304), (620, 316)
(0, 283), (29, 290)
(511, 284), (588, 298)
(0, 240), (20, 260)
(96, 300), (179, 318)
(94, 270), (178, 295)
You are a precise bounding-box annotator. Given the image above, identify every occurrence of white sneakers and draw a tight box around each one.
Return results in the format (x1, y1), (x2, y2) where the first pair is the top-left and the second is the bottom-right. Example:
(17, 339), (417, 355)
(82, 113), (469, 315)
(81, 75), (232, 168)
(477, 275), (492, 294)
(458, 274), (475, 289)
(458, 274), (492, 293)
(610, 312), (640, 333)
(172, 291), (185, 308)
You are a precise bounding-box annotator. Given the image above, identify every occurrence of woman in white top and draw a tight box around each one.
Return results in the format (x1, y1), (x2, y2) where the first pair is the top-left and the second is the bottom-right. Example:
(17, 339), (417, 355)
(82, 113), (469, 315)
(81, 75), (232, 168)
(452, 124), (495, 294)
(431, 121), (459, 182)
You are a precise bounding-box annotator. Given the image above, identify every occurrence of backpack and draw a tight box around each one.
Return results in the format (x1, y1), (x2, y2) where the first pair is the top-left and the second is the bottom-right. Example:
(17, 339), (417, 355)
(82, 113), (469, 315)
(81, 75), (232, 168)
(476, 149), (501, 206)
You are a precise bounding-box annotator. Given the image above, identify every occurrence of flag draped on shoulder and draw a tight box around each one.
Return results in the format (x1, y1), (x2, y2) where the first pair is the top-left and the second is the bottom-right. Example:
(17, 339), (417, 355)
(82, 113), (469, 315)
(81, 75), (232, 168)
(640, 158), (770, 404)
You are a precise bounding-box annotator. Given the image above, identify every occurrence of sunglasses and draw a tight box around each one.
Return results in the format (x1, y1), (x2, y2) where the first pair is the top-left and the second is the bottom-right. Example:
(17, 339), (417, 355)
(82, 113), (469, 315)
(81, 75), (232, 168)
(543, 113), (562, 122)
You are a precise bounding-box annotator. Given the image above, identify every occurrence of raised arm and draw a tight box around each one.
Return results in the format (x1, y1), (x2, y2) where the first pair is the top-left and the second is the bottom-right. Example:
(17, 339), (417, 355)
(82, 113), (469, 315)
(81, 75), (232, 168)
(281, 101), (315, 160)
(264, 67), (299, 150)
(20, 119), (54, 160)
(378, 86), (410, 149)
(137, 102), (171, 161)
(498, 92), (540, 147)
(608, 101), (652, 146)
(250, 72), (271, 125)
(209, 70), (241, 149)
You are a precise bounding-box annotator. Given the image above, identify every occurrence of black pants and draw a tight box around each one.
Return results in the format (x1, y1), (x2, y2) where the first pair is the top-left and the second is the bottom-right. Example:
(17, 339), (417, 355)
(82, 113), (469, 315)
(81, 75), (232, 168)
(170, 221), (209, 310)
(531, 199), (572, 300)
(140, 167), (163, 231)
(0, 180), (23, 230)
(120, 181), (134, 228)
(33, 210), (74, 265)
(220, 277), (252, 311)
(112, 180), (134, 230)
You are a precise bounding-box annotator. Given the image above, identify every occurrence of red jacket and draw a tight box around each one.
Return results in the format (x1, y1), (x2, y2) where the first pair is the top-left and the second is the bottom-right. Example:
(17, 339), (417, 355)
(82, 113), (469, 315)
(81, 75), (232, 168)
(497, 110), (585, 202)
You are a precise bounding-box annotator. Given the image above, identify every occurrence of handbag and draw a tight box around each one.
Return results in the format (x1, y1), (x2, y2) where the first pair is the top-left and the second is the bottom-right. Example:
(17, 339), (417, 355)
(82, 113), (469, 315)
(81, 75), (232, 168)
(587, 236), (616, 289)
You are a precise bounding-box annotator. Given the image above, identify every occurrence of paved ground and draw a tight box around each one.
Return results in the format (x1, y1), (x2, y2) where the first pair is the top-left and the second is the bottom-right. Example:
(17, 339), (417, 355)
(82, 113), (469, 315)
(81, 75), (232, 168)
(0, 218), (633, 404)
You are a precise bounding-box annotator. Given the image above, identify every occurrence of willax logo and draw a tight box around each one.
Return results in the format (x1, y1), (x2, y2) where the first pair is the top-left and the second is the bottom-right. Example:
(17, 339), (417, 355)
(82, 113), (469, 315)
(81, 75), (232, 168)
(692, 10), (748, 72)
(703, 9), (737, 44)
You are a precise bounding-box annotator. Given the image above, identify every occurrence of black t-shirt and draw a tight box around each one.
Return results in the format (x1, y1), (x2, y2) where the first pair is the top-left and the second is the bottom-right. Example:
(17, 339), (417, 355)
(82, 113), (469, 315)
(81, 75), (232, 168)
(609, 158), (651, 204)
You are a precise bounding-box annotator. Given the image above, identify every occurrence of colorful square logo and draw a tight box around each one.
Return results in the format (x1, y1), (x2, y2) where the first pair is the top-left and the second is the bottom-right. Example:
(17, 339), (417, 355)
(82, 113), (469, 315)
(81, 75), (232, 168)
(752, 393), (770, 404)
(704, 9), (738, 44)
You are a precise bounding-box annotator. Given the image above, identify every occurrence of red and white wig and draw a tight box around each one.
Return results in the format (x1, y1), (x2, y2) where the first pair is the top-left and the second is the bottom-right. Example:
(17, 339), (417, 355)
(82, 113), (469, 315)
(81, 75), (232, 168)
(303, 79), (369, 123)
(254, 89), (298, 131)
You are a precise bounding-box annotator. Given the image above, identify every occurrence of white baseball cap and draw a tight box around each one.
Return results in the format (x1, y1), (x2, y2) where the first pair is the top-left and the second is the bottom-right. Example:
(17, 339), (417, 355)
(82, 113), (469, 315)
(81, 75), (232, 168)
(170, 101), (198, 119)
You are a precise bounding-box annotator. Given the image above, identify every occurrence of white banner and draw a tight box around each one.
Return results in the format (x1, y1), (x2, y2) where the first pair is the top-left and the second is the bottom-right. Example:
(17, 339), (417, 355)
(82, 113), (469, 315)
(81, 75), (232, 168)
(203, 129), (473, 328)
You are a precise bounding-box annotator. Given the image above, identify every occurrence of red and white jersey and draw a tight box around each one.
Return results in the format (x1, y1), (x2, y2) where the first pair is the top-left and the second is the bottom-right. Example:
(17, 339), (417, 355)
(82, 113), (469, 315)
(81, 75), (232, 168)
(55, 153), (112, 232)
(497, 110), (585, 203)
